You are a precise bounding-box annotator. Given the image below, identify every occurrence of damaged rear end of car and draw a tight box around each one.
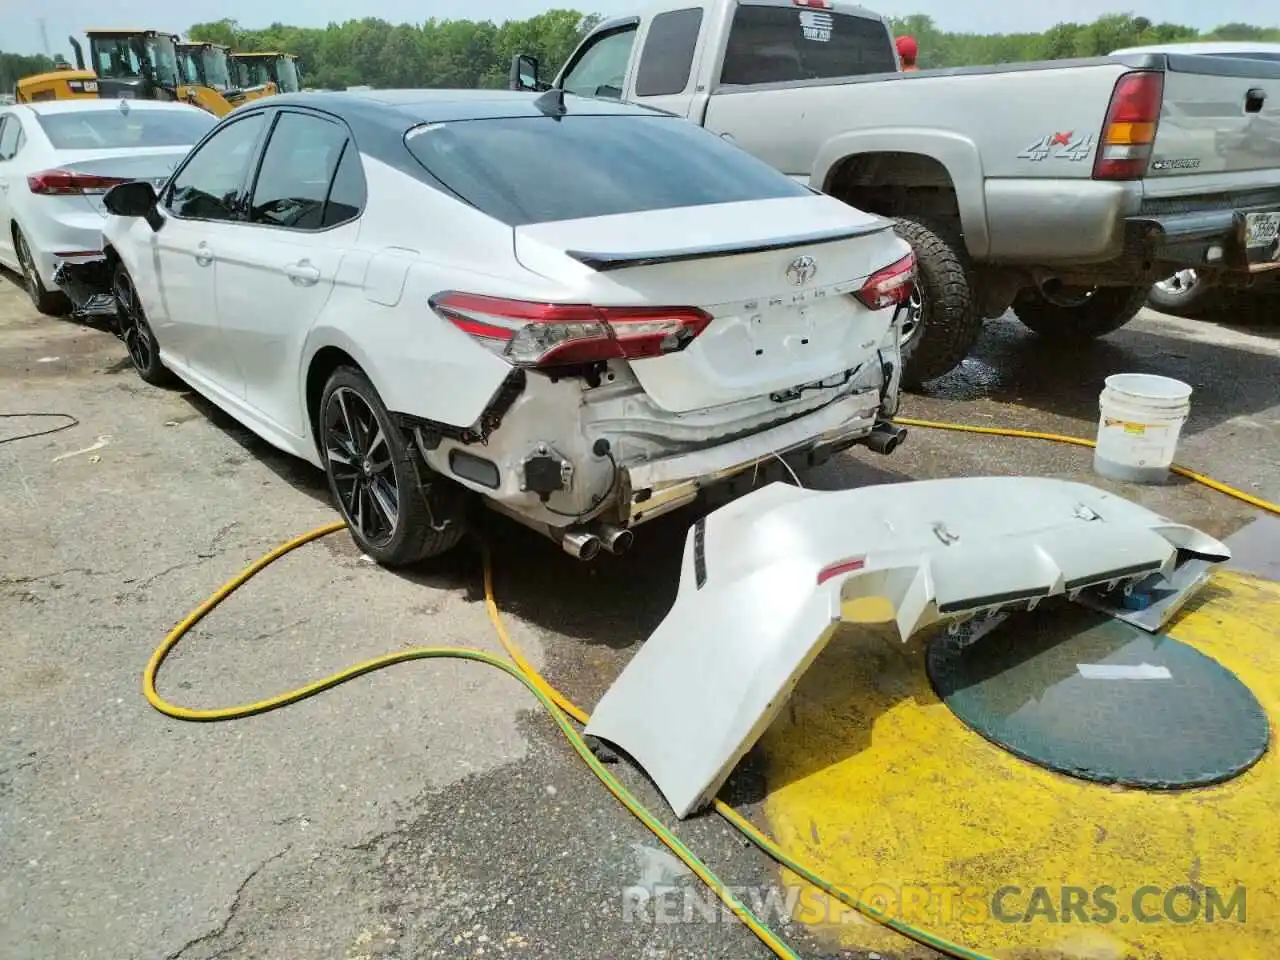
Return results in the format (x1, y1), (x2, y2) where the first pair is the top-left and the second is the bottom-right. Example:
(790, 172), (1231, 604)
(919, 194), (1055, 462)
(397, 104), (914, 557)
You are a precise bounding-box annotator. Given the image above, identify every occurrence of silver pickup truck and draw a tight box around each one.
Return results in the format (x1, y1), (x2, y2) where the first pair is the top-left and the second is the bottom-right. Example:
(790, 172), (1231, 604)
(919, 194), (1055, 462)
(511, 0), (1280, 385)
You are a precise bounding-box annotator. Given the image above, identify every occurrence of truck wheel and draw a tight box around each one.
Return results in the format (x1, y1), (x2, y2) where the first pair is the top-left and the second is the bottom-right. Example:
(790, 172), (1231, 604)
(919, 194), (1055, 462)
(1013, 285), (1147, 340)
(892, 216), (981, 388)
(1147, 269), (1208, 315)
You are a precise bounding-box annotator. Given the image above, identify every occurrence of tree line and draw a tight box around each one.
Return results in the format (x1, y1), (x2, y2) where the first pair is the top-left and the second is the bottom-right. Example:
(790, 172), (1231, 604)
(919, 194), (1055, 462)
(3, 12), (1279, 94)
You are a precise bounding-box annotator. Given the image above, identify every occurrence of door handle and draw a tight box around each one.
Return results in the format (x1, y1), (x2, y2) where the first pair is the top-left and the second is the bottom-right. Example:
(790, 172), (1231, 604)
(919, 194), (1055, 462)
(285, 260), (321, 286)
(194, 242), (213, 267)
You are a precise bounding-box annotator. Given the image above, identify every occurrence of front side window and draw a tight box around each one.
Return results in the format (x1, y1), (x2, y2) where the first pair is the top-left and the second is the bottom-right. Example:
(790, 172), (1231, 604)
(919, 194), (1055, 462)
(239, 59), (273, 88)
(91, 36), (145, 79)
(147, 35), (181, 89)
(404, 113), (811, 227)
(179, 50), (201, 86)
(561, 28), (638, 99)
(720, 6), (898, 85)
(249, 112), (361, 230)
(166, 112), (267, 221)
(202, 50), (232, 90)
(275, 58), (300, 93)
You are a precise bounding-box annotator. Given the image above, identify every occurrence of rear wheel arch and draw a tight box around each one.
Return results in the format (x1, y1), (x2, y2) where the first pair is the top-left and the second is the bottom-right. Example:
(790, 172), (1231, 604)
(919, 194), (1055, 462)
(305, 344), (363, 455)
(818, 144), (988, 258)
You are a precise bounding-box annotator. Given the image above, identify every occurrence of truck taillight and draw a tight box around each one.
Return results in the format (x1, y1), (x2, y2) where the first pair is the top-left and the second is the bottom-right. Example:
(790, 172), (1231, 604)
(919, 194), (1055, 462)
(854, 252), (916, 310)
(430, 292), (713, 368)
(792, 0), (832, 7)
(27, 169), (130, 196)
(1093, 71), (1164, 181)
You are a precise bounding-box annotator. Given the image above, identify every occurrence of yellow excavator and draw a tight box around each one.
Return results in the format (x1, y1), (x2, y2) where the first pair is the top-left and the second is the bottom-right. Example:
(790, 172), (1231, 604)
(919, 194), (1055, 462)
(230, 52), (302, 94)
(174, 40), (276, 114)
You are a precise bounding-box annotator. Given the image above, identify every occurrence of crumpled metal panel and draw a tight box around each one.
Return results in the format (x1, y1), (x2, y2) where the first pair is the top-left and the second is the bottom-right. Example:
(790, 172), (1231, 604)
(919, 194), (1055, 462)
(583, 477), (1231, 819)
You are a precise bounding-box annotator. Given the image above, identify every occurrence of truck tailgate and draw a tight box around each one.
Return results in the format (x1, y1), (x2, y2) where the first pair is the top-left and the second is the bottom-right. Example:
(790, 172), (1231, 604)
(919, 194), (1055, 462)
(1150, 54), (1280, 176)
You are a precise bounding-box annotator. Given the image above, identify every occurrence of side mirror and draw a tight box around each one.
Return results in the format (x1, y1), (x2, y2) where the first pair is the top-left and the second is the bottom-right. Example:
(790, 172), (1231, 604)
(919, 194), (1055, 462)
(509, 53), (541, 92)
(104, 180), (163, 231)
(104, 180), (157, 217)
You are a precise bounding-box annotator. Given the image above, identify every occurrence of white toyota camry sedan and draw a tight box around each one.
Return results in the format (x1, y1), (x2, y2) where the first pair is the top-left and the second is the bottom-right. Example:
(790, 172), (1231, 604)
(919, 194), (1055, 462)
(0, 98), (217, 314)
(85, 89), (913, 565)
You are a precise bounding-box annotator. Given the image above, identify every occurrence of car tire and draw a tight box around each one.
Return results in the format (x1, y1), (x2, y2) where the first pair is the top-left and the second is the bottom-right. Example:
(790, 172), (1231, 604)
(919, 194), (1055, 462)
(113, 263), (176, 387)
(1147, 269), (1208, 316)
(891, 216), (982, 389)
(1013, 285), (1148, 340)
(13, 227), (69, 316)
(319, 365), (468, 567)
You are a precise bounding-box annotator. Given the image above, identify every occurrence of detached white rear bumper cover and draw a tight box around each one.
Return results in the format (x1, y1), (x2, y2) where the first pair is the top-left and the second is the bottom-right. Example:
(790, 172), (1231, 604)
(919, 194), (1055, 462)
(583, 477), (1231, 819)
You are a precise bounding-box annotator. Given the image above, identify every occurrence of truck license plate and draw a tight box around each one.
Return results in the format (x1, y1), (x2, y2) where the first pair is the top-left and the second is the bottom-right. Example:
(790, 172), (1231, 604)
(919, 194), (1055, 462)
(1245, 212), (1280, 267)
(1245, 212), (1280, 248)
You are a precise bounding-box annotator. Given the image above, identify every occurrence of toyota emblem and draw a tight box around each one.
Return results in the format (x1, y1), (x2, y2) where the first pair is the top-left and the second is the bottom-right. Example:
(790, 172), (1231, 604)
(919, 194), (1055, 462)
(786, 255), (817, 286)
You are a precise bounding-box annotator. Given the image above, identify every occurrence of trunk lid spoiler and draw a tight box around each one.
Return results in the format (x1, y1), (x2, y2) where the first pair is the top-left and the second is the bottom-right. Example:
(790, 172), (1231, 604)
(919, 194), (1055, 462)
(583, 477), (1231, 819)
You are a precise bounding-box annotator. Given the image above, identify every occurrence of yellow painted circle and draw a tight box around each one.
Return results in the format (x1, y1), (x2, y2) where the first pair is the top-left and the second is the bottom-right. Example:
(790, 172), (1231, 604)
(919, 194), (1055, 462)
(759, 572), (1278, 959)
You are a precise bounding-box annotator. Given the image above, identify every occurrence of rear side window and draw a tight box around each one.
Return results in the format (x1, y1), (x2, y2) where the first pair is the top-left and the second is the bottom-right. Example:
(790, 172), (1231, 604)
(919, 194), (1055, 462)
(249, 111), (364, 230)
(720, 6), (897, 85)
(404, 114), (811, 226)
(0, 116), (21, 160)
(33, 106), (217, 149)
(635, 8), (704, 97)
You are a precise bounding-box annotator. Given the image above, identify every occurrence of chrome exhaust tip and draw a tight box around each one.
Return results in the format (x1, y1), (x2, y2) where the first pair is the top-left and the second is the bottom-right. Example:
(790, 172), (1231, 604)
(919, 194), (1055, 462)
(561, 529), (602, 561)
(595, 524), (635, 556)
(862, 423), (908, 456)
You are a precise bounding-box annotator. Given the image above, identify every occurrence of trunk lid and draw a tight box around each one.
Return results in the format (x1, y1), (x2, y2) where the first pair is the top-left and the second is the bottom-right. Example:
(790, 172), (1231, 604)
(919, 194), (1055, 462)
(514, 195), (908, 413)
(46, 148), (189, 214)
(1149, 55), (1280, 176)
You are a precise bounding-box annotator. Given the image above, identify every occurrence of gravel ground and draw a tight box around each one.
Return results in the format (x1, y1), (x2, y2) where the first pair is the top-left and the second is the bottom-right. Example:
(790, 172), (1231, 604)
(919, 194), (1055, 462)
(1, 269), (1275, 960)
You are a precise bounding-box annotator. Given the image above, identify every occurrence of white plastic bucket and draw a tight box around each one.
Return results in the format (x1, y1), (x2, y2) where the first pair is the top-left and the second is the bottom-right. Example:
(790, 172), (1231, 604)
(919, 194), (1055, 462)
(1093, 373), (1192, 483)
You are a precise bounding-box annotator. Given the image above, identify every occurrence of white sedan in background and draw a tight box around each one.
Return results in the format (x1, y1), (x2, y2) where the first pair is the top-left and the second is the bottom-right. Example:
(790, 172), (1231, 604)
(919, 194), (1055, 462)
(0, 98), (216, 314)
(86, 89), (913, 565)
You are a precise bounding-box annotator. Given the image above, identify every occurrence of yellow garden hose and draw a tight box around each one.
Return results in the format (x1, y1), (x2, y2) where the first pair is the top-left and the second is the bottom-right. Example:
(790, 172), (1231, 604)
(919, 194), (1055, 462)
(144, 521), (804, 960)
(143, 418), (1276, 960)
(893, 417), (1280, 516)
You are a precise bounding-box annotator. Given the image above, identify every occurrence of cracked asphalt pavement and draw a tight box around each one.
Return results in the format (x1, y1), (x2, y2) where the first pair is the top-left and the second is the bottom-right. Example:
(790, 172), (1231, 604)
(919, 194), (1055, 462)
(1, 269), (1276, 960)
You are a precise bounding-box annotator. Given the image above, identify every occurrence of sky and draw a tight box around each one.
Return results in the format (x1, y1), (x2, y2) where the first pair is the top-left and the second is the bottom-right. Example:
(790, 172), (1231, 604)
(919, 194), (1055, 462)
(3, 0), (1277, 57)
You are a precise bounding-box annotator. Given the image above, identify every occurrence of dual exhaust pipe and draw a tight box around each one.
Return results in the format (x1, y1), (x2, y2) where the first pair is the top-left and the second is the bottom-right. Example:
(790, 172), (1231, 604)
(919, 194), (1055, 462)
(558, 423), (906, 560)
(860, 421), (907, 456)
(561, 523), (633, 561)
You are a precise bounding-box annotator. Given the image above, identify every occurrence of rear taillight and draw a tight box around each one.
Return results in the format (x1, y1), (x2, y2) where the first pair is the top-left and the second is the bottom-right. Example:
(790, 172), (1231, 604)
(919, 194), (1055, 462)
(27, 169), (131, 196)
(792, 0), (831, 7)
(429, 292), (713, 368)
(854, 252), (916, 310)
(1093, 71), (1164, 181)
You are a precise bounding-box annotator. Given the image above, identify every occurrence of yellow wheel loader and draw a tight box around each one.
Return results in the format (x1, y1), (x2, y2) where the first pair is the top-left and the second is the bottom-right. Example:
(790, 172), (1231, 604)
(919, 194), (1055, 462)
(175, 40), (272, 115)
(230, 52), (301, 95)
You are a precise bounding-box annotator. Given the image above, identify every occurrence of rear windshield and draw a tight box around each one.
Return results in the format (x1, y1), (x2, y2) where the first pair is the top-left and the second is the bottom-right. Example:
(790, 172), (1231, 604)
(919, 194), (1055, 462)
(404, 114), (813, 226)
(34, 107), (217, 150)
(721, 6), (897, 85)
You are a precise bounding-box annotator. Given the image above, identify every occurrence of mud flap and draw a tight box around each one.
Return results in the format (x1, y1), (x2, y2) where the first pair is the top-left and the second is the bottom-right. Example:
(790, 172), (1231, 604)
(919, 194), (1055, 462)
(582, 477), (1231, 819)
(52, 257), (118, 325)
